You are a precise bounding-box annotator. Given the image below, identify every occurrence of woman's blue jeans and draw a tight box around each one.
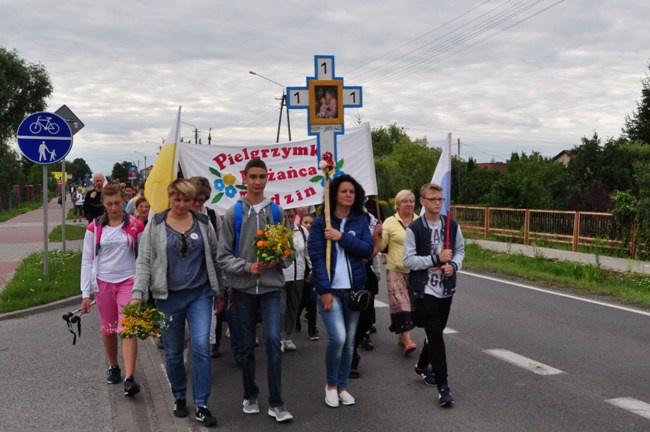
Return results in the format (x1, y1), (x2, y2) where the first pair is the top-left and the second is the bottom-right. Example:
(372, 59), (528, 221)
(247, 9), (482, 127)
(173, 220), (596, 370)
(318, 290), (360, 389)
(156, 285), (214, 407)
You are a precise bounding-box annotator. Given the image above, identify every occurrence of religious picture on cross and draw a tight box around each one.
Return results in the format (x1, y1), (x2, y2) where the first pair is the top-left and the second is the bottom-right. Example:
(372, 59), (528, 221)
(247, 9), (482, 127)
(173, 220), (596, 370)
(310, 81), (343, 125)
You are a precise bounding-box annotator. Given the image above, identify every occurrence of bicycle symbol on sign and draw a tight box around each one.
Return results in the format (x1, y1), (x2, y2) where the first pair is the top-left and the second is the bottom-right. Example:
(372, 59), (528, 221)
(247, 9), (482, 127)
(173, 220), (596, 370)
(29, 116), (60, 135)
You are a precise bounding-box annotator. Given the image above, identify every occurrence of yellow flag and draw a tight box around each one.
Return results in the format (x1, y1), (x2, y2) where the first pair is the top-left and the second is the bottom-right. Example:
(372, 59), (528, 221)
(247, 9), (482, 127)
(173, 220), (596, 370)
(145, 107), (181, 213)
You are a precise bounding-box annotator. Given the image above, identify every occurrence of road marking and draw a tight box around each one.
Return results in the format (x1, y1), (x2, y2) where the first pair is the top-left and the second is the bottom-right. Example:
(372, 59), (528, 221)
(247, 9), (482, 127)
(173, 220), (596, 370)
(606, 397), (650, 420)
(374, 299), (389, 308)
(461, 271), (650, 317)
(443, 327), (458, 334)
(484, 349), (565, 375)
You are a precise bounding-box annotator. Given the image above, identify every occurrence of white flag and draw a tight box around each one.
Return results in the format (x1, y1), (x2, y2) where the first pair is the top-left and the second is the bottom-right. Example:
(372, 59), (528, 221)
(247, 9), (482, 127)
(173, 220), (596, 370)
(431, 132), (452, 215)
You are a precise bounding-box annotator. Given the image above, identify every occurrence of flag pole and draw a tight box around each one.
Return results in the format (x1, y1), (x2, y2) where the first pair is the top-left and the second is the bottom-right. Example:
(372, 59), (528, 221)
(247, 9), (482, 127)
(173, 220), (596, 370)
(320, 159), (334, 280)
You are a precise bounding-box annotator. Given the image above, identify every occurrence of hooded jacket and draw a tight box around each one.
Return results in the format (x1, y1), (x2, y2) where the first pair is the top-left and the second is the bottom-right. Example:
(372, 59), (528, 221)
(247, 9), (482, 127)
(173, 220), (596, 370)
(217, 197), (290, 295)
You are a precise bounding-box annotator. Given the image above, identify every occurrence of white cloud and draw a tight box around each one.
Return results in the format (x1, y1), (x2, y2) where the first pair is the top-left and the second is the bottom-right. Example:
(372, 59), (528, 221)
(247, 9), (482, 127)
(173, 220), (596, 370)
(2, 0), (649, 177)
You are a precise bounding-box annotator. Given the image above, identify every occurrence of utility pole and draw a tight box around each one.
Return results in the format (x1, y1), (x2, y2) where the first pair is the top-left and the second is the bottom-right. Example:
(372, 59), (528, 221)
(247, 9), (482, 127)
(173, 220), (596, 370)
(457, 138), (461, 199)
(249, 70), (292, 142)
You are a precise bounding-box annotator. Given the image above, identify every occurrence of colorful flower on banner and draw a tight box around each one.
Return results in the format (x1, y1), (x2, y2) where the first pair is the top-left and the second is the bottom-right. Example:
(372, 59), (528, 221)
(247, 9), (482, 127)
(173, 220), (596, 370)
(209, 167), (247, 204)
(310, 153), (345, 185)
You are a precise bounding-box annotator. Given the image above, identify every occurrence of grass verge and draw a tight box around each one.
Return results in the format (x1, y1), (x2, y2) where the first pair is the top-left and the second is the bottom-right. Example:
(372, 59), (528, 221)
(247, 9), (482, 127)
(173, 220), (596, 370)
(0, 200), (43, 222)
(464, 243), (650, 308)
(49, 224), (86, 241)
(0, 250), (81, 313)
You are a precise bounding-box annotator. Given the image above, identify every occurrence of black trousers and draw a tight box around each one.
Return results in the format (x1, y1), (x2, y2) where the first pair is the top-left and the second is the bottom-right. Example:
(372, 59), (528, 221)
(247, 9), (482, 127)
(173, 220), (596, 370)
(415, 294), (453, 388)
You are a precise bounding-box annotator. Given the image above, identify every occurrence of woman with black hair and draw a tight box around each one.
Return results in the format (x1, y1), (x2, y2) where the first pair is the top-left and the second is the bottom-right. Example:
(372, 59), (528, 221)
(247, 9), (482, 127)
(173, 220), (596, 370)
(308, 174), (374, 408)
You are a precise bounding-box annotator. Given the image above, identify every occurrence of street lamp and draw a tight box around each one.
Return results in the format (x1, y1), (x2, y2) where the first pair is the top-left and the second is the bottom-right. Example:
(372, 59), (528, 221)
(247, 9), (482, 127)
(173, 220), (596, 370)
(249, 70), (291, 142)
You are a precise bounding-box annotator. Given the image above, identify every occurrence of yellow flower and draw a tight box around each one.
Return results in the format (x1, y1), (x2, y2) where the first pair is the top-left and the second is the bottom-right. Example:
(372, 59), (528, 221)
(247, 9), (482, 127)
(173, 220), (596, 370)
(223, 173), (236, 186)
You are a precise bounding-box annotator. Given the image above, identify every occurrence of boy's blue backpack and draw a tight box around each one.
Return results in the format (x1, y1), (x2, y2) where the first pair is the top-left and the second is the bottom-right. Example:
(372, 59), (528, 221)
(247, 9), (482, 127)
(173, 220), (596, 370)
(233, 201), (281, 257)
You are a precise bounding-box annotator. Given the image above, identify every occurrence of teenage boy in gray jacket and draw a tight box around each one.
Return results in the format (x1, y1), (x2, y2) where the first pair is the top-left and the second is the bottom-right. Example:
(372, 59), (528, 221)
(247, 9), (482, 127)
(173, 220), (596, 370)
(217, 158), (294, 423)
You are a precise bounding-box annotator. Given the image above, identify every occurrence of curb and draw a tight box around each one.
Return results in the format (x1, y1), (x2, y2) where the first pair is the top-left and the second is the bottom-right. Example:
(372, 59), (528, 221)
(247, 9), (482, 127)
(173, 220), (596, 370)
(0, 294), (80, 322)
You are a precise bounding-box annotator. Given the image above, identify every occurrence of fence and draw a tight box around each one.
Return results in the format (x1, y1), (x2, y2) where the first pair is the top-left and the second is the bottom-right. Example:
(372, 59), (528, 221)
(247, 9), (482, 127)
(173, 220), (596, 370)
(452, 205), (623, 253)
(0, 184), (41, 212)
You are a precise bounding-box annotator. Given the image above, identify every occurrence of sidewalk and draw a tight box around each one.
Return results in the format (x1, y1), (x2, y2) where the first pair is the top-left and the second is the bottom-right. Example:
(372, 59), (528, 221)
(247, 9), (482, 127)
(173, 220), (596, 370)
(0, 198), (182, 431)
(0, 197), (83, 292)
(468, 239), (650, 275)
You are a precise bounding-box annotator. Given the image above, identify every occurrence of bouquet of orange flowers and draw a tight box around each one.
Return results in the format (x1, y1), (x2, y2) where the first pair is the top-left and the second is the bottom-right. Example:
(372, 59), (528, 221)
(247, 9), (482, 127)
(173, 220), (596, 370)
(252, 223), (295, 264)
(118, 303), (170, 340)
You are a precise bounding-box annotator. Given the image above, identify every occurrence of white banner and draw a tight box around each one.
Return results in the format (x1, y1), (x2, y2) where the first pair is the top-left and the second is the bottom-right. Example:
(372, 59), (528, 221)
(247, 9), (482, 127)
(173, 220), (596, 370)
(178, 123), (377, 214)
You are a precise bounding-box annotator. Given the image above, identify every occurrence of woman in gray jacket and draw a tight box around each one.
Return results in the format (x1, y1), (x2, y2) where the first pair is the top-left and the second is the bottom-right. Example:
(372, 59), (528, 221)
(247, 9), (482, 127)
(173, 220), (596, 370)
(131, 179), (224, 427)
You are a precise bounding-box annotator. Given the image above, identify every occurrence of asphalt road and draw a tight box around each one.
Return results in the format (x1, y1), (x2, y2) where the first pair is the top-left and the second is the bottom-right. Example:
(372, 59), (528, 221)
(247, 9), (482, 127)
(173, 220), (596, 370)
(1, 271), (648, 431)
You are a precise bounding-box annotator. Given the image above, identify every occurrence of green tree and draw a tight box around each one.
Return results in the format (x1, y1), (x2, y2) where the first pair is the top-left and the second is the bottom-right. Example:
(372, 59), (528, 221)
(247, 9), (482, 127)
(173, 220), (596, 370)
(110, 161), (133, 184)
(0, 47), (53, 191)
(611, 190), (637, 254)
(371, 124), (410, 157)
(633, 161), (650, 259)
(458, 165), (502, 205)
(623, 62), (650, 144)
(67, 158), (92, 184)
(487, 152), (558, 209)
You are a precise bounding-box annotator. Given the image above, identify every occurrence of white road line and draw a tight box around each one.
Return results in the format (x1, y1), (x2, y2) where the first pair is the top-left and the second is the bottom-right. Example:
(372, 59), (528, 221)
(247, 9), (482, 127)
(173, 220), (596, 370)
(374, 299), (389, 308)
(484, 349), (565, 376)
(606, 397), (650, 421)
(461, 271), (650, 317)
(443, 327), (458, 334)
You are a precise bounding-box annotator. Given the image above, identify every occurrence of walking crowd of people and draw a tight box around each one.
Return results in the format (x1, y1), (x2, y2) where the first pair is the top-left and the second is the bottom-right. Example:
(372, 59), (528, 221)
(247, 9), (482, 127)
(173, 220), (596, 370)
(77, 158), (465, 427)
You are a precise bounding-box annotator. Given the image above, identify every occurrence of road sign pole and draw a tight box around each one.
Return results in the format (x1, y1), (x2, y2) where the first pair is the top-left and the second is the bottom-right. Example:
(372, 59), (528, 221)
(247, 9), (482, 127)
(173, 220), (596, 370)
(43, 165), (49, 277)
(61, 158), (66, 251)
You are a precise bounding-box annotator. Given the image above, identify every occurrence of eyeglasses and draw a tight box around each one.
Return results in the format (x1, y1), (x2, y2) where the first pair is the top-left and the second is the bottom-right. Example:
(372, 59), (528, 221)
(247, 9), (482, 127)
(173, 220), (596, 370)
(193, 198), (206, 204)
(422, 197), (445, 203)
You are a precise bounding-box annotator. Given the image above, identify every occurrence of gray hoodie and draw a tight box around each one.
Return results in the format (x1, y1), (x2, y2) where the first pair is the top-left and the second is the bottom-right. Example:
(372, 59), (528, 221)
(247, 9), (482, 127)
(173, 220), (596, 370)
(217, 197), (290, 295)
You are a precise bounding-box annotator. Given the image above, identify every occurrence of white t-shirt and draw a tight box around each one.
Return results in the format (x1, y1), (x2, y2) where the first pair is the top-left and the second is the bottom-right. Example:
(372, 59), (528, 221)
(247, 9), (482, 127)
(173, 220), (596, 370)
(424, 220), (448, 298)
(96, 226), (136, 283)
(331, 218), (352, 289)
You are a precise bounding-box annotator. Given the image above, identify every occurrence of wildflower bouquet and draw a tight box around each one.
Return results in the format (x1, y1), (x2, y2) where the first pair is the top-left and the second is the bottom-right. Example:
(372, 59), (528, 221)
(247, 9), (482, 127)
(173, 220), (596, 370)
(252, 223), (295, 264)
(118, 303), (170, 340)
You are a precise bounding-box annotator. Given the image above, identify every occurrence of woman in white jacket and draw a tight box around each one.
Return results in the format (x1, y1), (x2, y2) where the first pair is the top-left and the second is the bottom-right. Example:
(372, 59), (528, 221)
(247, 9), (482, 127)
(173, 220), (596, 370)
(79, 185), (144, 396)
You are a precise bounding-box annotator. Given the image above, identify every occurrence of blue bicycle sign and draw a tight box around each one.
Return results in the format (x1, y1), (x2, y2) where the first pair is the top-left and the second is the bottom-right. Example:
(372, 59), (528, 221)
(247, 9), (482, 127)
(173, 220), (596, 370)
(17, 112), (72, 165)
(29, 115), (61, 135)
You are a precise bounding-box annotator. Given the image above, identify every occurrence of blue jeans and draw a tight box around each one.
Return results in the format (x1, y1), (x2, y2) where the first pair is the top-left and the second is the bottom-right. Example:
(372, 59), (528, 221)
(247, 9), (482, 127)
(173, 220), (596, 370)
(232, 289), (284, 407)
(156, 285), (214, 407)
(318, 290), (360, 389)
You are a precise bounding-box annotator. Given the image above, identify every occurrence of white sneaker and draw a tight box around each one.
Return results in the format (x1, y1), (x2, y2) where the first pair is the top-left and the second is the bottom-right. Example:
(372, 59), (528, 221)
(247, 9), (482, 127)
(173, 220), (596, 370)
(283, 339), (297, 352)
(338, 390), (355, 406)
(280, 342), (285, 353)
(325, 387), (339, 408)
(242, 398), (259, 414)
(268, 405), (293, 422)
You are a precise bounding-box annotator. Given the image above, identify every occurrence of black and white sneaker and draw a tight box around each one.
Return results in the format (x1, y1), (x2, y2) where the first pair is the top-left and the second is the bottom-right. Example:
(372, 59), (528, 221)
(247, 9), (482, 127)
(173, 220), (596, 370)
(107, 365), (121, 384)
(414, 363), (437, 387)
(308, 327), (320, 341)
(438, 386), (454, 407)
(173, 398), (188, 418)
(195, 406), (217, 427)
(123, 376), (140, 397)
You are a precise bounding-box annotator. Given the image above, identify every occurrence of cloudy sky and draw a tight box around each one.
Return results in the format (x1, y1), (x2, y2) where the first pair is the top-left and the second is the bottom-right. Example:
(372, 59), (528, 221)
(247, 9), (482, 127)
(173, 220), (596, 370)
(2, 0), (649, 176)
